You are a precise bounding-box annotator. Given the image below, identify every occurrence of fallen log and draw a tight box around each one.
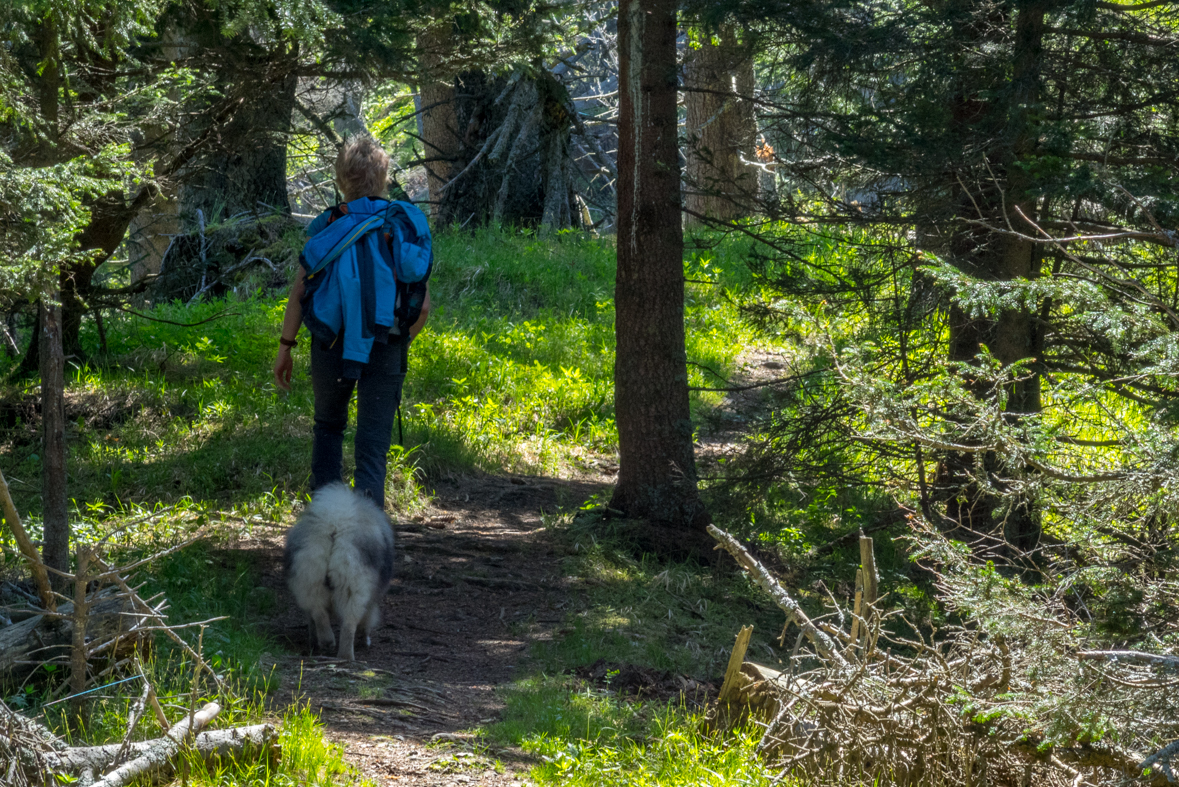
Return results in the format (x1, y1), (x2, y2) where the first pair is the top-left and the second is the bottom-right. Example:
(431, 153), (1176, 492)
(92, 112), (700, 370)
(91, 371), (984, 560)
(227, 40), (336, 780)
(90, 702), (220, 787)
(45, 723), (278, 780)
(0, 589), (140, 681)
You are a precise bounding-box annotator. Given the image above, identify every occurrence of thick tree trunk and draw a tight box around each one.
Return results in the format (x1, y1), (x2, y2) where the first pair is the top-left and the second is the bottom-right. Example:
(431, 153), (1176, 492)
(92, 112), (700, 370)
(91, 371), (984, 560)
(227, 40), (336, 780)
(683, 27), (757, 223)
(39, 298), (69, 585)
(991, 0), (1048, 554)
(611, 0), (708, 547)
(417, 24), (460, 212)
(431, 69), (579, 230)
(179, 48), (297, 220)
(57, 187), (160, 360)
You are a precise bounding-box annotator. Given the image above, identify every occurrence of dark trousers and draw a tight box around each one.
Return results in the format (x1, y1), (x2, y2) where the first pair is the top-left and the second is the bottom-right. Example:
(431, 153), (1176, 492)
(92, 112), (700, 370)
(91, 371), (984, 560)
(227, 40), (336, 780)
(309, 337), (408, 507)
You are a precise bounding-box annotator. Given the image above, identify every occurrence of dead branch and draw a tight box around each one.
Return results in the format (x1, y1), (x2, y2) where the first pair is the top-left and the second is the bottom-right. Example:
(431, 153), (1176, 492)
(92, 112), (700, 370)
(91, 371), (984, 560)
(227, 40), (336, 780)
(91, 555), (225, 689)
(0, 469), (55, 612)
(90, 701), (220, 787)
(45, 723), (277, 781)
(1077, 651), (1179, 671)
(707, 525), (848, 668)
(705, 524), (1179, 786)
(0, 589), (138, 682)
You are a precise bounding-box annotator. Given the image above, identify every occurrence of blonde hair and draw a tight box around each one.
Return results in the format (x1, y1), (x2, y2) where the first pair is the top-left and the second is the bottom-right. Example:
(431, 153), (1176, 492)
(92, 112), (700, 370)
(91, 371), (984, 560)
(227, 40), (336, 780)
(335, 136), (390, 202)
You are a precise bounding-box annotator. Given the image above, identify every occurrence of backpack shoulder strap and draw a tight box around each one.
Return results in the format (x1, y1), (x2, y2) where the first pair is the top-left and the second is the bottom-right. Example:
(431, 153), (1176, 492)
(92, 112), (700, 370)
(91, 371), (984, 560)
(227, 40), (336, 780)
(303, 212), (384, 276)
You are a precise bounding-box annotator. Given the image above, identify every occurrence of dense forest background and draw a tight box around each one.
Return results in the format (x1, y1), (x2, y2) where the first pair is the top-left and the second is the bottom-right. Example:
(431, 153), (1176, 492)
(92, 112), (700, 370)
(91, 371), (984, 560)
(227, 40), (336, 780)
(1, 0), (1178, 785)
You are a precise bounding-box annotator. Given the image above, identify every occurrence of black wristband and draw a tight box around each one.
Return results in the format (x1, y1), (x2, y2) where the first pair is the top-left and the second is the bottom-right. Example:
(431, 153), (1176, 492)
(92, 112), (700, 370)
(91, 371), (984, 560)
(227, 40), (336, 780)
(279, 337), (298, 348)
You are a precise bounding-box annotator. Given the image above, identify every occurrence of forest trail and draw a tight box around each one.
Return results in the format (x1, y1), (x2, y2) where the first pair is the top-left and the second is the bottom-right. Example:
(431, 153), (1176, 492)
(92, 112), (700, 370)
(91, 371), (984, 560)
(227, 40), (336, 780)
(251, 473), (610, 786)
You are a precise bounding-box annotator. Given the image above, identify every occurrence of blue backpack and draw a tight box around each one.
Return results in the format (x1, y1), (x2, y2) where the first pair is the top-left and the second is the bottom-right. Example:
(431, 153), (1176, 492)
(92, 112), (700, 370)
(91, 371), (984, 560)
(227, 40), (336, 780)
(300, 197), (432, 375)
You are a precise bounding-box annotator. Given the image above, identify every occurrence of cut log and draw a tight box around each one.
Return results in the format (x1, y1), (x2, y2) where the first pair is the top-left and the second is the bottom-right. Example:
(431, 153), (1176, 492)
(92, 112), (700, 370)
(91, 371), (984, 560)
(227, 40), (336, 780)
(0, 589), (139, 681)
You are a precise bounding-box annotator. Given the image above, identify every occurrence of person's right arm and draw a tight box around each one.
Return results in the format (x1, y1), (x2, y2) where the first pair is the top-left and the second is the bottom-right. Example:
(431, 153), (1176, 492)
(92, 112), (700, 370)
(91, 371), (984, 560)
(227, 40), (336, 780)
(273, 268), (306, 391)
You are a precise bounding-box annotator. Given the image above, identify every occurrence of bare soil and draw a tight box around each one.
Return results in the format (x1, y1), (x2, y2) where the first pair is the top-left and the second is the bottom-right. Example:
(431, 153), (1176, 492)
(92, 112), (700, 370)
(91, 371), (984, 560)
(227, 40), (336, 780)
(252, 473), (609, 786)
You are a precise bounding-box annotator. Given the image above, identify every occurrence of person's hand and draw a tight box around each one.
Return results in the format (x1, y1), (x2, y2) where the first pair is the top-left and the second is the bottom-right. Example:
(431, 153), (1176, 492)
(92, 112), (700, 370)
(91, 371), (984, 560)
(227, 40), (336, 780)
(274, 347), (294, 391)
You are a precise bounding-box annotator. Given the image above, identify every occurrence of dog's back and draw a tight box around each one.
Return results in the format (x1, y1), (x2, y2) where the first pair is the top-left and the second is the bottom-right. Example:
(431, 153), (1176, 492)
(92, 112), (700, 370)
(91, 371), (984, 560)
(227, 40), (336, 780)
(284, 483), (394, 659)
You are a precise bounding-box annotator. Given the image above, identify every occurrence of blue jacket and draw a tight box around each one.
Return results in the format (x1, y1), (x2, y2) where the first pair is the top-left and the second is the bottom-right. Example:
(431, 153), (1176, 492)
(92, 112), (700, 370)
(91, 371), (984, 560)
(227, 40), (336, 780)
(300, 198), (401, 378)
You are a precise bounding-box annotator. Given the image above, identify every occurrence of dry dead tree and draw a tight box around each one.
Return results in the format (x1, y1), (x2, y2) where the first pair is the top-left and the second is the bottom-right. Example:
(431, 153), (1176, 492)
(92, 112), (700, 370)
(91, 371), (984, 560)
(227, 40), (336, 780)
(707, 523), (1179, 787)
(0, 468), (224, 691)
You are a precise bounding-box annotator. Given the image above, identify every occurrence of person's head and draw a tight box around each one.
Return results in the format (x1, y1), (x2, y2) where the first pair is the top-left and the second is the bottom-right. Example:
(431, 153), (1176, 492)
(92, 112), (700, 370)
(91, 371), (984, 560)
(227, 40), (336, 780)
(335, 136), (390, 202)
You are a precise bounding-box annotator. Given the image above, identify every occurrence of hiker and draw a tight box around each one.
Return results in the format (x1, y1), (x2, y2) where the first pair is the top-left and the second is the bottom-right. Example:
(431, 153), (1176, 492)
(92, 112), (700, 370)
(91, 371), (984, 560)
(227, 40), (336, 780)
(273, 136), (432, 507)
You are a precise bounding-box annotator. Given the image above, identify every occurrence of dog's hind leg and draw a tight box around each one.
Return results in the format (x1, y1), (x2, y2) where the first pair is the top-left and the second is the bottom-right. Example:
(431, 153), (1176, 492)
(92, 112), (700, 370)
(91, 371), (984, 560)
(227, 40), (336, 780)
(337, 612), (359, 661)
(360, 600), (381, 649)
(310, 606), (335, 655)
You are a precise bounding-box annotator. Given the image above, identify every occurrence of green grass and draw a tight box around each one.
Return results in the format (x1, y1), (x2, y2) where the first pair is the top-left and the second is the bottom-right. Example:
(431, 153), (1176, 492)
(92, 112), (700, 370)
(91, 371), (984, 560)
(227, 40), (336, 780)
(489, 675), (772, 787)
(527, 514), (786, 677)
(183, 704), (372, 787)
(407, 226), (757, 475)
(2, 226), (756, 523)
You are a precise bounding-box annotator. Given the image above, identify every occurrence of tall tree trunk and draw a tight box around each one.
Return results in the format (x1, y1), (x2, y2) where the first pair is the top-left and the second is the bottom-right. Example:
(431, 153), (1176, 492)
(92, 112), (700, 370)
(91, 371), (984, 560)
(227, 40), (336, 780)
(611, 0), (709, 551)
(417, 24), (460, 213)
(37, 11), (60, 135)
(56, 188), (160, 360)
(990, 0), (1048, 554)
(938, 0), (1047, 556)
(40, 298), (69, 587)
(179, 47), (297, 220)
(683, 26), (757, 223)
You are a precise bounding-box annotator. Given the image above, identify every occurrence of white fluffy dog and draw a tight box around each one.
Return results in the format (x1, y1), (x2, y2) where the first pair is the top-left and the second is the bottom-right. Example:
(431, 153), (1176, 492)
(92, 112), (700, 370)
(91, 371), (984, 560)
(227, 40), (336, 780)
(283, 483), (395, 660)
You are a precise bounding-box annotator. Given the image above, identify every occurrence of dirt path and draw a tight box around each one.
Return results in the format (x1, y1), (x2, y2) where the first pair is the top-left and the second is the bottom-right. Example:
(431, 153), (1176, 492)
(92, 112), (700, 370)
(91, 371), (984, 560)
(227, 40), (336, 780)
(254, 473), (608, 786)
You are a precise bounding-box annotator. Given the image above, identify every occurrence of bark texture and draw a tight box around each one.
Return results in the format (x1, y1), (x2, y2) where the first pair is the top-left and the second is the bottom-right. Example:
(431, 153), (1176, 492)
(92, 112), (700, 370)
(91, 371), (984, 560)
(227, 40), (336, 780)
(44, 724), (278, 780)
(39, 299), (69, 583)
(178, 54), (297, 219)
(432, 70), (580, 230)
(90, 702), (220, 787)
(683, 27), (757, 223)
(417, 24), (460, 211)
(167, 5), (298, 221)
(610, 0), (707, 543)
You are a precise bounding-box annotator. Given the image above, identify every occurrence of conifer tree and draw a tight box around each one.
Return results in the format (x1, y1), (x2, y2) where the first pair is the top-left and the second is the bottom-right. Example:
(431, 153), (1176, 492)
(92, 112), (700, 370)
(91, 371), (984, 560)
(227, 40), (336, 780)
(717, 0), (1179, 558)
